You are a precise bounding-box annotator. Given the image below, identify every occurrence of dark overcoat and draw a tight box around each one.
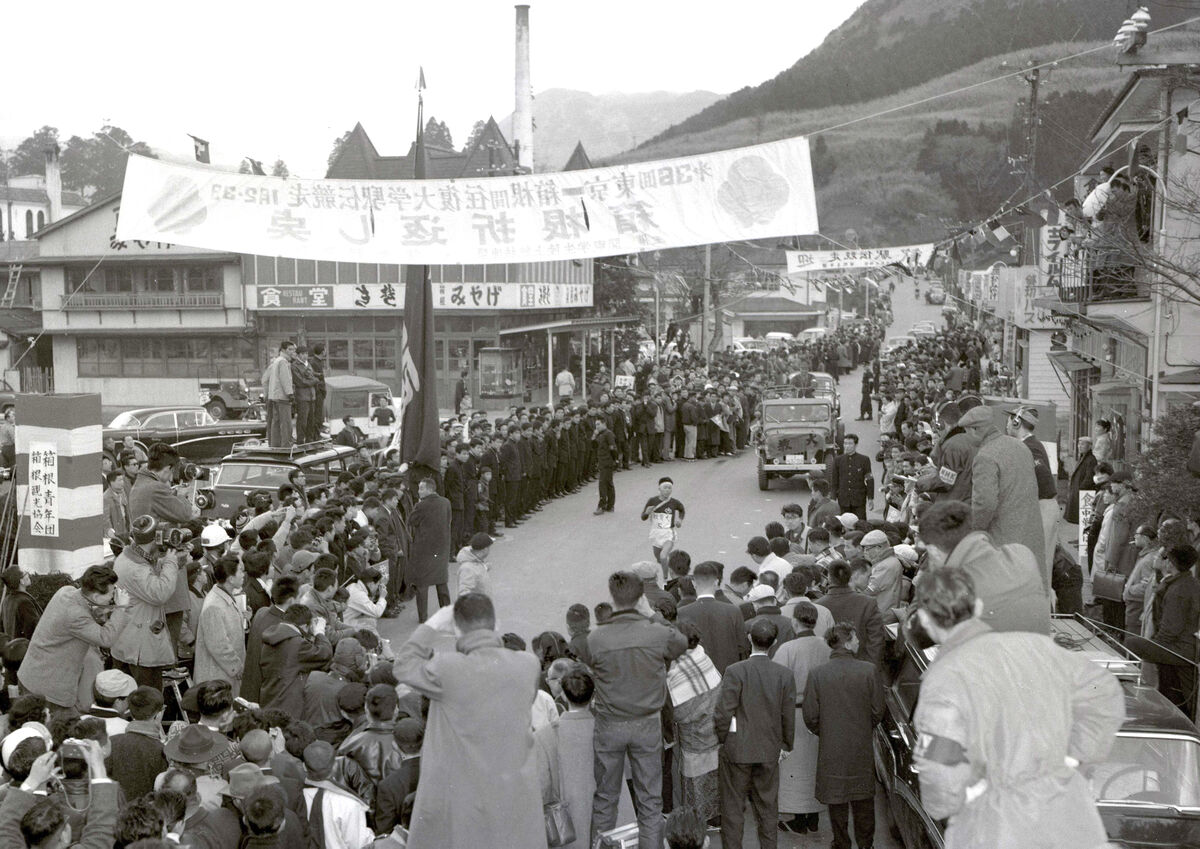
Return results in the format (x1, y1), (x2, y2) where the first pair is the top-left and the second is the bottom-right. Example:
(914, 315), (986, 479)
(407, 493), (452, 587)
(802, 649), (884, 804)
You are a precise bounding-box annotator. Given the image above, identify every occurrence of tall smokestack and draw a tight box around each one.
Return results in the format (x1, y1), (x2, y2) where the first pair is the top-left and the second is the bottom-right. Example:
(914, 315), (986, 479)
(514, 4), (533, 172)
(44, 145), (63, 223)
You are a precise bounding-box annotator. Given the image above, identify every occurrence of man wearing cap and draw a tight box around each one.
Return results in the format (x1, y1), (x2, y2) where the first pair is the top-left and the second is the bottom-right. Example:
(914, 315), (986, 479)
(957, 406), (1046, 584)
(455, 532), (494, 597)
(829, 435), (874, 521)
(84, 670), (136, 738)
(197, 524), (230, 589)
(111, 515), (181, 692)
(744, 586), (794, 656)
(1092, 470), (1139, 628)
(375, 718), (424, 834)
(395, 594), (545, 849)
(861, 529), (904, 619)
(166, 724), (238, 807)
(1007, 405), (1061, 573)
(916, 398), (979, 505)
(714, 618), (796, 849)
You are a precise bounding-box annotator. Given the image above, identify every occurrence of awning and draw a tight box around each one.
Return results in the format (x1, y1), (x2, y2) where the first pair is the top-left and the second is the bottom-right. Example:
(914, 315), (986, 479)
(498, 315), (641, 336)
(0, 309), (42, 337)
(1047, 349), (1095, 374)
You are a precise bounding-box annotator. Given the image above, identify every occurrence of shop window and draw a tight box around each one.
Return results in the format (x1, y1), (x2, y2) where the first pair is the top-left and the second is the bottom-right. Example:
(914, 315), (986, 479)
(296, 260), (316, 287)
(277, 258), (295, 286)
(376, 338), (396, 371)
(381, 264), (400, 283)
(448, 340), (470, 373)
(463, 265), (485, 283)
(98, 339), (120, 374)
(77, 338), (101, 376)
(328, 340), (349, 372)
(104, 268), (134, 293)
(359, 263), (378, 284)
(145, 267), (177, 293)
(165, 338), (190, 376)
(353, 339), (374, 370)
(484, 264), (507, 283)
(317, 261), (336, 285)
(183, 266), (220, 292)
(121, 338), (146, 376)
(337, 262), (358, 285)
(255, 255), (275, 286)
(442, 264), (463, 284)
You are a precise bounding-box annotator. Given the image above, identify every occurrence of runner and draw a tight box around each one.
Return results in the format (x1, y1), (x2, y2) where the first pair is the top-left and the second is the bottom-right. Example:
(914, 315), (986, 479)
(640, 476), (686, 579)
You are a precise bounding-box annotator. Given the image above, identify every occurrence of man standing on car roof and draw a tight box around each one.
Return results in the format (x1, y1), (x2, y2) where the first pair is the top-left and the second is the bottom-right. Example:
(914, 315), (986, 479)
(911, 568), (1124, 849)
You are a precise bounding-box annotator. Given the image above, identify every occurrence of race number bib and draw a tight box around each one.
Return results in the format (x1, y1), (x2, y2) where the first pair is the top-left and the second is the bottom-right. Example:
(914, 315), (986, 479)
(653, 512), (673, 530)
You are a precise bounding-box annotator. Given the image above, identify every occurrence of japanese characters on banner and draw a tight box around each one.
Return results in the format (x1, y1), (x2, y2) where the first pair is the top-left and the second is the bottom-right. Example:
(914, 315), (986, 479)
(27, 442), (58, 537)
(785, 243), (934, 274)
(1078, 490), (1097, 568)
(255, 281), (592, 311)
(116, 137), (819, 264)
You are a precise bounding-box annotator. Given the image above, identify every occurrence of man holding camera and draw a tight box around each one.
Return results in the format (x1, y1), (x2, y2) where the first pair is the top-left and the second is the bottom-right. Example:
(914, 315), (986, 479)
(111, 515), (184, 692)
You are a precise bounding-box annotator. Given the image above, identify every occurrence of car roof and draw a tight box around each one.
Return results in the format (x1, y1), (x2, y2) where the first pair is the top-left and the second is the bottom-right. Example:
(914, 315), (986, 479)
(220, 443), (357, 466)
(116, 406), (205, 417)
(1120, 680), (1200, 737)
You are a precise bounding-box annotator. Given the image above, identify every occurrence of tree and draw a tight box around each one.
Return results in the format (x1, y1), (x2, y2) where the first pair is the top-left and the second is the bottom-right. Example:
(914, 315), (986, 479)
(60, 125), (154, 199)
(461, 120), (488, 152)
(424, 117), (453, 150)
(238, 160), (253, 174)
(8, 126), (60, 176)
(1131, 404), (1200, 527)
(327, 129), (353, 174)
(811, 136), (836, 189)
(592, 257), (642, 316)
(270, 159), (289, 178)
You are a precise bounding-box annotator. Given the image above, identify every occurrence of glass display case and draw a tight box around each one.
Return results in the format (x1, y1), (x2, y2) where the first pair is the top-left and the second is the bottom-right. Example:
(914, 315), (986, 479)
(478, 348), (524, 399)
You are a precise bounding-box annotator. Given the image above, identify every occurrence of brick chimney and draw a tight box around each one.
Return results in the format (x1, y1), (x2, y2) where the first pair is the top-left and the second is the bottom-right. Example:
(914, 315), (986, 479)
(44, 145), (63, 223)
(514, 5), (533, 172)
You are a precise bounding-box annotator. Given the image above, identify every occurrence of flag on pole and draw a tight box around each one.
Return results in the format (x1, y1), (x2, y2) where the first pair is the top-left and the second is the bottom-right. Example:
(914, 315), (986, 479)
(949, 238), (963, 267)
(924, 246), (939, 270)
(188, 135), (210, 164)
(246, 158), (265, 176)
(416, 66), (426, 92)
(400, 77), (441, 473)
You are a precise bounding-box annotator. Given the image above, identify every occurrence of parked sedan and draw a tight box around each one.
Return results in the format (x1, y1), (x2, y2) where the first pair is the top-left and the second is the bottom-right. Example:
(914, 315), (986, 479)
(105, 406), (267, 464)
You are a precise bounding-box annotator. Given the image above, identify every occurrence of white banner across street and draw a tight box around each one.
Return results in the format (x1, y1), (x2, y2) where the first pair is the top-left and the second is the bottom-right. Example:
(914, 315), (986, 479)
(785, 243), (934, 274)
(116, 137), (819, 264)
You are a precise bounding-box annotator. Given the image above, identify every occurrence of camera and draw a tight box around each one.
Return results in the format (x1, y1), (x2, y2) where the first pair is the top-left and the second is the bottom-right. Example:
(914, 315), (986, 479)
(156, 526), (194, 550)
(176, 462), (210, 483)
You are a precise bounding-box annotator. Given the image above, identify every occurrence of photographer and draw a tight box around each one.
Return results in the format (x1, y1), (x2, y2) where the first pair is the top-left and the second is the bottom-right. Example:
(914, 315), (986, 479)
(0, 738), (117, 848)
(18, 565), (127, 715)
(111, 515), (184, 692)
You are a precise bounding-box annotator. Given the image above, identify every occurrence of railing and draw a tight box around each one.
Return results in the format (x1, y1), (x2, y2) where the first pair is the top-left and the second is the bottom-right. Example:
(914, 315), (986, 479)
(19, 367), (53, 394)
(1051, 247), (1150, 305)
(60, 292), (224, 310)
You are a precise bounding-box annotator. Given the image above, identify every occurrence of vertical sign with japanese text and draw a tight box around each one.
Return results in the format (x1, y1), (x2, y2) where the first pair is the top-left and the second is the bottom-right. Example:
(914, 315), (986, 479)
(28, 442), (58, 537)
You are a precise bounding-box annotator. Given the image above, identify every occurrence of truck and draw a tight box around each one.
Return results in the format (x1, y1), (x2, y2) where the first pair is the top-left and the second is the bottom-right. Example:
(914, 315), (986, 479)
(756, 386), (844, 491)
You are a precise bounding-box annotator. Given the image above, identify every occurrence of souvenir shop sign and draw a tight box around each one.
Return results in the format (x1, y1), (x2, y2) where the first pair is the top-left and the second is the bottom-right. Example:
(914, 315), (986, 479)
(117, 137), (819, 264)
(785, 243), (934, 274)
(255, 281), (592, 311)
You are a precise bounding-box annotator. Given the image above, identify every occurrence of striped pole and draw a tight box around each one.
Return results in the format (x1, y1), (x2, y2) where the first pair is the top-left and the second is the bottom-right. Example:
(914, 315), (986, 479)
(15, 393), (105, 577)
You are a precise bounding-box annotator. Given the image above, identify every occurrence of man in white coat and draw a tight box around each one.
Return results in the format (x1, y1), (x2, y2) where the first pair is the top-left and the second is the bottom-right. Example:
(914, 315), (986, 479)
(193, 555), (247, 692)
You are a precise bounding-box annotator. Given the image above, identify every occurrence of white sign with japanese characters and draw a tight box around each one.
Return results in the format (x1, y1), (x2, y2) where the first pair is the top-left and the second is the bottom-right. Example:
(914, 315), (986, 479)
(785, 244), (935, 274)
(116, 138), (819, 264)
(27, 442), (58, 537)
(254, 281), (592, 311)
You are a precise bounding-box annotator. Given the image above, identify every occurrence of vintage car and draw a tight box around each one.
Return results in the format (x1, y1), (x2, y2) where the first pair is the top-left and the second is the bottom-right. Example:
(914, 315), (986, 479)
(105, 407), (268, 464)
(196, 441), (359, 518)
(875, 614), (1200, 849)
(756, 388), (843, 491)
(785, 370), (841, 417)
(199, 371), (264, 421)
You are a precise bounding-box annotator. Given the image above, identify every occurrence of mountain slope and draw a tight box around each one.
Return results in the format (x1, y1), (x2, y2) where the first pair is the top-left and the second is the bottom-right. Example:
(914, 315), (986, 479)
(499, 89), (722, 172)
(642, 0), (1195, 149)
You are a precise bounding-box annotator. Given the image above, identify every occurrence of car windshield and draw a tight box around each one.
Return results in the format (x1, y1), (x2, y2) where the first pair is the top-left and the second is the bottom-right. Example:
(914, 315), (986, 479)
(764, 403), (830, 424)
(813, 377), (833, 391)
(214, 462), (293, 490)
(1088, 734), (1200, 809)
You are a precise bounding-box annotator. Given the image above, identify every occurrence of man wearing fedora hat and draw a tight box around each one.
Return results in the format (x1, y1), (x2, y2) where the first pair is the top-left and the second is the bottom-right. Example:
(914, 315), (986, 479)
(1007, 405), (1060, 577)
(165, 724), (237, 808)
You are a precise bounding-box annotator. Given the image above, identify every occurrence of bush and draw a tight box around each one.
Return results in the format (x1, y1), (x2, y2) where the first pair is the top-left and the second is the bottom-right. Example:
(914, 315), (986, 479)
(1130, 405), (1200, 528)
(29, 572), (73, 609)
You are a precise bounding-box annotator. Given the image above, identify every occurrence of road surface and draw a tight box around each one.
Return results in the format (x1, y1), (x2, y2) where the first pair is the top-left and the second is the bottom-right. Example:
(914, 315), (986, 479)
(379, 283), (946, 847)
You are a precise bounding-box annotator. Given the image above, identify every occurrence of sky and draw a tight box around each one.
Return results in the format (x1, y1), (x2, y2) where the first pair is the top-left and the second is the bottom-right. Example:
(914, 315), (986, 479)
(2, 0), (865, 179)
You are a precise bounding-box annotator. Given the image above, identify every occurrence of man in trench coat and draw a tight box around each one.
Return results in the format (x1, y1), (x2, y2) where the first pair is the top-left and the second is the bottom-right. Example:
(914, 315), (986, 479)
(803, 622), (884, 849)
(395, 593), (546, 849)
(407, 477), (452, 623)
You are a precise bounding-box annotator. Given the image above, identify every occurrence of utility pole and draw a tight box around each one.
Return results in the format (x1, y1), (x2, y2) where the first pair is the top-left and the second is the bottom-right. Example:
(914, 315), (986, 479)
(702, 243), (712, 362)
(1016, 61), (1047, 263)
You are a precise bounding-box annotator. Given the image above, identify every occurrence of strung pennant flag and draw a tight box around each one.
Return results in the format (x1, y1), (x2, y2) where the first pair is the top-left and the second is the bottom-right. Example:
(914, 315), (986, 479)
(188, 135), (210, 164)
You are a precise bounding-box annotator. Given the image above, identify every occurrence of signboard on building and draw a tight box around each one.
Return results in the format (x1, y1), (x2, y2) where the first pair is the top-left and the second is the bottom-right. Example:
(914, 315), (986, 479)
(785, 243), (934, 274)
(1078, 489), (1097, 569)
(255, 281), (592, 311)
(27, 442), (58, 537)
(1007, 266), (1060, 330)
(116, 137), (820, 264)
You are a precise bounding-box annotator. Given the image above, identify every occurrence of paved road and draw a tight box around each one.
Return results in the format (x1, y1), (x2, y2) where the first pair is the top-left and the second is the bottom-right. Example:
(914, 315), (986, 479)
(379, 284), (946, 847)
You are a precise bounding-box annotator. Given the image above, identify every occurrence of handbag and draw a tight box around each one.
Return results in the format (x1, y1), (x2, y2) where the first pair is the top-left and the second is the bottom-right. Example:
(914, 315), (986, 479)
(543, 725), (576, 848)
(1092, 568), (1127, 603)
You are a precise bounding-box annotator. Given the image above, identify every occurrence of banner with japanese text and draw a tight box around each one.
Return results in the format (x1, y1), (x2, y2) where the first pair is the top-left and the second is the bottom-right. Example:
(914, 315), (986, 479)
(116, 137), (819, 264)
(785, 243), (934, 274)
(253, 281), (592, 311)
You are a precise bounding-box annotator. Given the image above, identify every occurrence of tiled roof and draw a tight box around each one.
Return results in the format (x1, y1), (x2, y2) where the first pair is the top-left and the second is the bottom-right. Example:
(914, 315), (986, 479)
(0, 186), (88, 208)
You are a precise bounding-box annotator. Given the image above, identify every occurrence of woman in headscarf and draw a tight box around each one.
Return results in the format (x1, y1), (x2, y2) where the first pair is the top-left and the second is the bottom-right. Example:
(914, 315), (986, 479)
(668, 621), (722, 823)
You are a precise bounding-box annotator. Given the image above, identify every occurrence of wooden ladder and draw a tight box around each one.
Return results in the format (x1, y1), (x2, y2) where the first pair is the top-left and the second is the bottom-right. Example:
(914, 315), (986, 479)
(0, 264), (21, 309)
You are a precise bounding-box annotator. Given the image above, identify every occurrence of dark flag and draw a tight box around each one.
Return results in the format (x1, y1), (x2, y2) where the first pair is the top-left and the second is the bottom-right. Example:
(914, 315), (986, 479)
(189, 135), (210, 164)
(400, 76), (440, 472)
(246, 158), (266, 175)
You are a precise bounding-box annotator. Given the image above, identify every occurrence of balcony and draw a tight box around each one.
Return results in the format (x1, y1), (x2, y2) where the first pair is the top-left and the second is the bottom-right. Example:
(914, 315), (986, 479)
(60, 291), (224, 310)
(1051, 247), (1150, 305)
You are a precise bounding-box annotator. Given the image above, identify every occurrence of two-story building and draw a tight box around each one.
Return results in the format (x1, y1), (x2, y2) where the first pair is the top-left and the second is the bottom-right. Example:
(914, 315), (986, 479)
(1039, 63), (1200, 465)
